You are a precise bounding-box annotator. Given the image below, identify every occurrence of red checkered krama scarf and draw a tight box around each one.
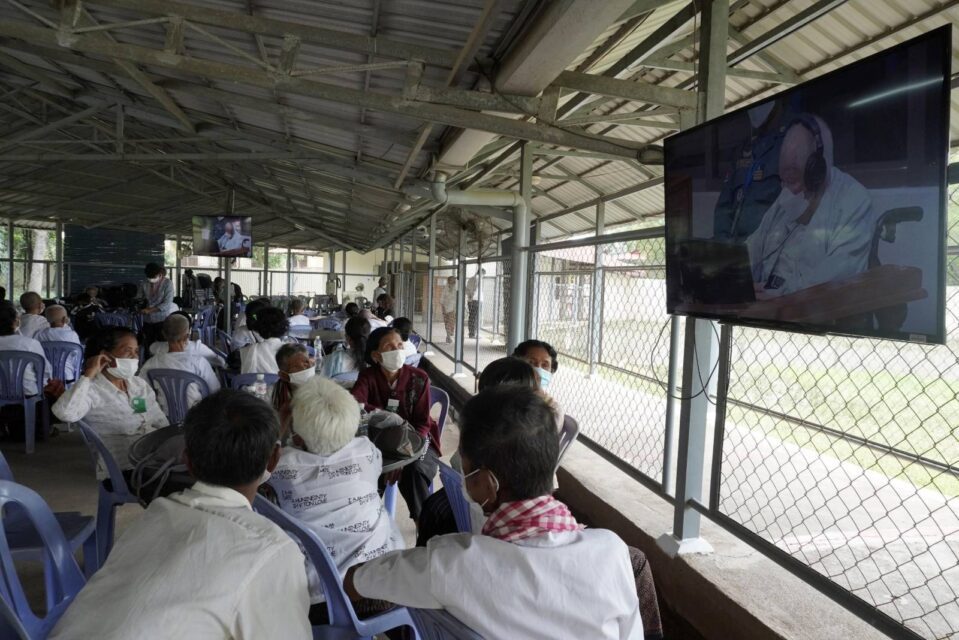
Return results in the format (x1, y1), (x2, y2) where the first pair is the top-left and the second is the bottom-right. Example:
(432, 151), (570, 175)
(481, 495), (582, 542)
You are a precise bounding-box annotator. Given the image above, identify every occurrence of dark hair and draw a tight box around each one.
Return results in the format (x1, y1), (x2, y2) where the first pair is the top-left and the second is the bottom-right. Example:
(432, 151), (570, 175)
(243, 299), (270, 324)
(0, 301), (17, 336)
(344, 316), (370, 368)
(76, 293), (92, 305)
(365, 327), (399, 366)
(84, 326), (137, 360)
(252, 307), (289, 339)
(513, 339), (559, 373)
(376, 293), (392, 305)
(184, 390), (279, 487)
(0, 286), (6, 302)
(478, 357), (538, 392)
(344, 302), (359, 318)
(275, 342), (308, 371)
(460, 386), (558, 500)
(144, 263), (163, 278)
(391, 317), (413, 341)
(19, 291), (41, 311)
(289, 299), (305, 314)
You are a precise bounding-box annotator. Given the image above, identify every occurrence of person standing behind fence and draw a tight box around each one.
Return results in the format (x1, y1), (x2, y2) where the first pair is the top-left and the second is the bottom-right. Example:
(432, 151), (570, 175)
(439, 276), (457, 344)
(466, 269), (485, 339)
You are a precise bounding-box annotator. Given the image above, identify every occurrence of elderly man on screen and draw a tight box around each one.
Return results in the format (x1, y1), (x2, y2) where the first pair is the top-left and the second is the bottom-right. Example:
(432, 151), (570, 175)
(216, 221), (250, 256)
(746, 114), (876, 298)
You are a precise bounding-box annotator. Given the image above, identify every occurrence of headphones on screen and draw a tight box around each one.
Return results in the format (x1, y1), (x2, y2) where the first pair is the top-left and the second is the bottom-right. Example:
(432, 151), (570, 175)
(789, 114), (827, 194)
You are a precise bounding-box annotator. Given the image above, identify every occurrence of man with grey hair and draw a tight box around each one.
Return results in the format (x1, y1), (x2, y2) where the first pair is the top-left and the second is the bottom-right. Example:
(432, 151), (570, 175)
(139, 313), (221, 419)
(36, 305), (82, 381)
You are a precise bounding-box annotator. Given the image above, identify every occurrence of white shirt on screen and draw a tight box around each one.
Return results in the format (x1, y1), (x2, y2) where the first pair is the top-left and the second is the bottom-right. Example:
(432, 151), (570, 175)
(0, 333), (51, 395)
(35, 326), (82, 381)
(18, 313), (49, 339)
(271, 439), (404, 603)
(353, 529), (642, 640)
(747, 166), (876, 297)
(138, 350), (222, 417)
(48, 482), (311, 640)
(150, 339), (226, 369)
(217, 232), (246, 253)
(239, 337), (284, 374)
(52, 374), (168, 477)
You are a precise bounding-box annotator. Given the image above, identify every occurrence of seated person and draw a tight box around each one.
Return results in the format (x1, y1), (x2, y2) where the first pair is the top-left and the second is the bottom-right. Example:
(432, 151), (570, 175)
(149, 327), (227, 370)
(49, 391), (311, 640)
(390, 317), (419, 360)
(271, 343), (315, 439)
(138, 314), (222, 417)
(345, 386), (642, 639)
(72, 293), (104, 342)
(18, 291), (49, 339)
(320, 316), (369, 381)
(351, 327), (438, 522)
(270, 377), (404, 608)
(84, 285), (109, 308)
(232, 298), (270, 347)
(513, 339), (559, 392)
(374, 294), (394, 321)
(343, 302), (360, 319)
(36, 304), (82, 381)
(288, 299), (310, 326)
(52, 327), (168, 479)
(359, 308), (387, 329)
(239, 307), (289, 374)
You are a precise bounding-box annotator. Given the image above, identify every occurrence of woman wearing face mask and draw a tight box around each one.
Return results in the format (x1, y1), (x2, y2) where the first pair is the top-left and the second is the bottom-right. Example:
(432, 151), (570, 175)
(272, 343), (316, 441)
(512, 339), (559, 393)
(351, 327), (440, 523)
(138, 263), (178, 351)
(52, 327), (169, 481)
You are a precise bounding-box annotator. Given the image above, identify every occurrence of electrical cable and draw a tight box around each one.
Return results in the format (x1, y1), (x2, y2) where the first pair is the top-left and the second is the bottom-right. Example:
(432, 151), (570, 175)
(649, 314), (722, 403)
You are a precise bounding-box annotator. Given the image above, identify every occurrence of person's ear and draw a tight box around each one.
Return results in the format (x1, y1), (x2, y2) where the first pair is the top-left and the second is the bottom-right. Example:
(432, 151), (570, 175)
(266, 443), (281, 472)
(475, 469), (501, 513)
(371, 351), (383, 364)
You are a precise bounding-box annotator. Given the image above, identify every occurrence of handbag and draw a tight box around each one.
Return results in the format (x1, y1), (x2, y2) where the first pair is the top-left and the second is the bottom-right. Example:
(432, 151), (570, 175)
(128, 425), (194, 503)
(363, 411), (429, 472)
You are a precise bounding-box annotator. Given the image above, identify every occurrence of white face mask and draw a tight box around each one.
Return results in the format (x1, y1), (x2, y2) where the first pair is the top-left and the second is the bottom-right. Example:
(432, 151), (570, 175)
(106, 357), (139, 380)
(379, 349), (405, 372)
(148, 276), (161, 284)
(459, 467), (500, 515)
(535, 367), (553, 390)
(288, 368), (315, 387)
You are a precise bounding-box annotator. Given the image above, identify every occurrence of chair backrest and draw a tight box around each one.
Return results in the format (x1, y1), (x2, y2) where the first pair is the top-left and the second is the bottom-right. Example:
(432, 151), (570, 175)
(215, 330), (234, 355)
(76, 421), (134, 500)
(405, 353), (423, 368)
(93, 312), (129, 328)
(330, 370), (359, 384)
(558, 415), (580, 464)
(145, 368), (211, 424)
(0, 452), (12, 482)
(407, 608), (484, 640)
(40, 341), (83, 385)
(430, 386), (450, 439)
(437, 462), (471, 534)
(230, 372), (279, 390)
(251, 495), (361, 629)
(409, 334), (422, 348)
(0, 480), (86, 638)
(0, 592), (29, 640)
(0, 352), (45, 402)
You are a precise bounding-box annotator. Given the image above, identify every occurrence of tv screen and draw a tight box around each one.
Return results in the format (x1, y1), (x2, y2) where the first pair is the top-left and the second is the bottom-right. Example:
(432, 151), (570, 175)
(192, 216), (253, 258)
(664, 27), (950, 344)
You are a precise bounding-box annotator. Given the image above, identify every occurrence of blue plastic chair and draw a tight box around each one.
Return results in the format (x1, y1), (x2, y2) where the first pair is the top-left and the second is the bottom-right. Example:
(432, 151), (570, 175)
(93, 312), (129, 328)
(0, 593), (28, 640)
(0, 352), (50, 454)
(251, 495), (417, 640)
(215, 329), (234, 355)
(384, 386), (449, 518)
(0, 451), (98, 582)
(407, 608), (483, 640)
(40, 342), (83, 386)
(558, 415), (580, 465)
(76, 421), (140, 565)
(437, 462), (471, 534)
(144, 369), (211, 425)
(408, 334), (422, 349)
(230, 372), (280, 391)
(0, 480), (86, 639)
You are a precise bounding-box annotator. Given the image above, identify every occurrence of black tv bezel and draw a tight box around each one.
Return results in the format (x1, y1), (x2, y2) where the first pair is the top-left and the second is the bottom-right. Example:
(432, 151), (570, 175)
(663, 25), (951, 346)
(190, 215), (254, 258)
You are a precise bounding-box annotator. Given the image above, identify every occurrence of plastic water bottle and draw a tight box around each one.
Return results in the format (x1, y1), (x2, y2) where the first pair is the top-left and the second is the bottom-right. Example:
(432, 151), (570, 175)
(314, 338), (324, 372)
(253, 373), (267, 400)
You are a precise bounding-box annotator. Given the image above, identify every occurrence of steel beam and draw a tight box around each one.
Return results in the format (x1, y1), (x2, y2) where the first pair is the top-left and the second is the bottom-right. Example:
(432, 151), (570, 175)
(727, 0), (849, 66)
(0, 103), (107, 152)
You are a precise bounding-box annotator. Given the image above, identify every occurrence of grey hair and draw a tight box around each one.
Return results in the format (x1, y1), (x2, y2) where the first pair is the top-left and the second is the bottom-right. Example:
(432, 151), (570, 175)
(275, 342), (308, 372)
(162, 313), (191, 341)
(44, 304), (68, 324)
(291, 376), (360, 455)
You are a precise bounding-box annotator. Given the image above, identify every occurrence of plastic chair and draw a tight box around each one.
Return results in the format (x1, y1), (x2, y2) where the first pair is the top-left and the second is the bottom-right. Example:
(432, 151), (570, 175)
(0, 594), (28, 640)
(251, 495), (416, 640)
(0, 451), (98, 581)
(558, 415), (580, 465)
(407, 608), (483, 640)
(144, 369), (212, 425)
(408, 334), (422, 349)
(215, 329), (234, 355)
(404, 353), (423, 368)
(0, 352), (50, 454)
(384, 386), (450, 518)
(0, 481), (86, 639)
(229, 373), (280, 390)
(75, 421), (140, 565)
(330, 370), (359, 384)
(437, 462), (471, 534)
(40, 342), (83, 386)
(93, 312), (129, 328)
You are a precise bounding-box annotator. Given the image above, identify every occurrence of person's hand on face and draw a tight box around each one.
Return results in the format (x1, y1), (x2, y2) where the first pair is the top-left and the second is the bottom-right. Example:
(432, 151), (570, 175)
(83, 354), (112, 379)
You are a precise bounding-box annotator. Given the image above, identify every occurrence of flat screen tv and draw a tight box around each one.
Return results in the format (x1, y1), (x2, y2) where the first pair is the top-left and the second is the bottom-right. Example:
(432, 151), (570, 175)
(192, 216), (253, 258)
(664, 27), (950, 344)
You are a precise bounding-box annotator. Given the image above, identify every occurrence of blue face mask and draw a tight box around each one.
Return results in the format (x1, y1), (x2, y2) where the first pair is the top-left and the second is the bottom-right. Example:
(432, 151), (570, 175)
(535, 367), (552, 390)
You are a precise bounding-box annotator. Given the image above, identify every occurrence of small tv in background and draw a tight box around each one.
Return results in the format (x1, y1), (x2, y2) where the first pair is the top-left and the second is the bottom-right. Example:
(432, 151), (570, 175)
(664, 27), (950, 344)
(192, 216), (253, 258)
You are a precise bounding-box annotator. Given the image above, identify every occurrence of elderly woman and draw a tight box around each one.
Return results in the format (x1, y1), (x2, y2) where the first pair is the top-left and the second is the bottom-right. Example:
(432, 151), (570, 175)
(271, 342), (315, 440)
(53, 326), (168, 479)
(320, 316), (369, 383)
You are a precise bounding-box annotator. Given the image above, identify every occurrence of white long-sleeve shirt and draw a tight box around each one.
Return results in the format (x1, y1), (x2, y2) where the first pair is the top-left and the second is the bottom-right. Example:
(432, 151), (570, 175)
(0, 333), (52, 396)
(239, 338), (284, 374)
(150, 340), (226, 369)
(49, 482), (312, 640)
(138, 351), (222, 417)
(18, 313), (50, 339)
(271, 439), (405, 603)
(52, 374), (168, 476)
(354, 529), (643, 640)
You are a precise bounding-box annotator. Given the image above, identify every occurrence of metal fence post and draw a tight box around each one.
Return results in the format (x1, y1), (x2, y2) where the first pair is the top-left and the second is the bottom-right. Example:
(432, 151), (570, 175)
(507, 141), (532, 353)
(588, 201), (605, 377)
(425, 212), (437, 346)
(453, 232), (467, 377)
